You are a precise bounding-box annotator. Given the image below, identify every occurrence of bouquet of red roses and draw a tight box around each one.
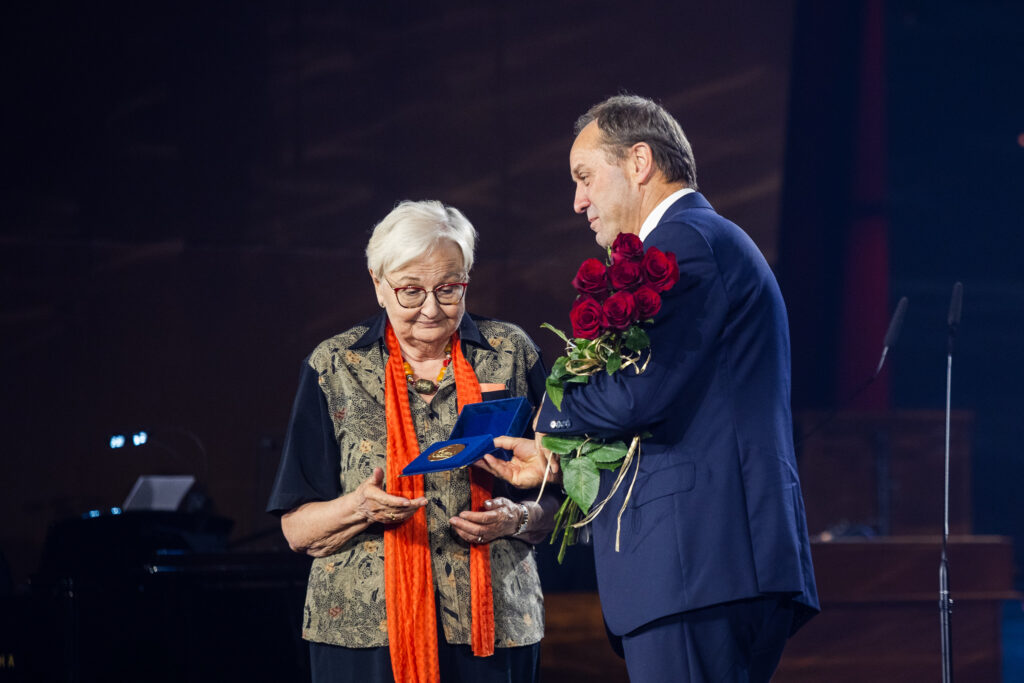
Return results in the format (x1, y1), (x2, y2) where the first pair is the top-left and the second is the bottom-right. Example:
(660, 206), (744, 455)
(540, 233), (679, 562)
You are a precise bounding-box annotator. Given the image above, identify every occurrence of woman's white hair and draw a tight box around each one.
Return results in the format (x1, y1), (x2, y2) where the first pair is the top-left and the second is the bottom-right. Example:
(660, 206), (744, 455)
(365, 200), (477, 279)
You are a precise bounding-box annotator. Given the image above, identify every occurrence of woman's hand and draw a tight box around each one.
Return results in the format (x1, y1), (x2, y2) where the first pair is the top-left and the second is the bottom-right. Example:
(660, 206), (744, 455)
(281, 467), (426, 557)
(449, 497), (526, 545)
(355, 467), (428, 525)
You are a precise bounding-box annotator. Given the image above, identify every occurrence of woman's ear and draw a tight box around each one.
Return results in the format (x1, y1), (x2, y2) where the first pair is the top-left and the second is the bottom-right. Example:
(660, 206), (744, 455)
(370, 269), (385, 307)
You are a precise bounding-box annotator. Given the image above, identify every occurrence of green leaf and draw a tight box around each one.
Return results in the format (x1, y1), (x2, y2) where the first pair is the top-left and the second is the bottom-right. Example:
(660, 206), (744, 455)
(587, 440), (629, 462)
(541, 322), (569, 343)
(541, 435), (586, 454)
(605, 353), (622, 375)
(623, 325), (651, 352)
(566, 374), (590, 384)
(595, 459), (625, 471)
(551, 355), (568, 377)
(545, 377), (564, 411)
(563, 456), (600, 513)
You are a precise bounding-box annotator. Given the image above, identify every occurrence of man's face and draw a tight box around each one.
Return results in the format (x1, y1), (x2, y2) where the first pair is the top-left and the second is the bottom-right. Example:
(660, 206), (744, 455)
(570, 121), (642, 248)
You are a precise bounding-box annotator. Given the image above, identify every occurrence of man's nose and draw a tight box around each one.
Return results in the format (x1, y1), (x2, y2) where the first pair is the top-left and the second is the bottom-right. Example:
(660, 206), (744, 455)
(573, 186), (589, 214)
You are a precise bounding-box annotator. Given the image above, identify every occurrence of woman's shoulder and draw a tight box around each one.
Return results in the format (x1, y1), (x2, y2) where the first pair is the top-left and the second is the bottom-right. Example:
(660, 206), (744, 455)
(307, 317), (381, 371)
(470, 315), (540, 355)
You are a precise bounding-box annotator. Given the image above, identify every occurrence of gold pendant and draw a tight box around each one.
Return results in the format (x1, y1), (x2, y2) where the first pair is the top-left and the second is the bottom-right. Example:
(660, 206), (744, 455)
(413, 379), (438, 394)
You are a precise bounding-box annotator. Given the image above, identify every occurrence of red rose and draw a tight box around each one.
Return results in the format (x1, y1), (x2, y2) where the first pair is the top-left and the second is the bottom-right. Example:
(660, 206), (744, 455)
(610, 233), (644, 264)
(572, 258), (609, 297)
(641, 247), (679, 292)
(601, 290), (638, 331)
(569, 296), (604, 340)
(634, 285), (662, 319)
(608, 259), (644, 291)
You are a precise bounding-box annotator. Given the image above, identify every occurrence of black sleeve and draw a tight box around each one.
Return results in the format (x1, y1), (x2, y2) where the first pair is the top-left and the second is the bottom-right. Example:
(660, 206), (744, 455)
(265, 360), (342, 515)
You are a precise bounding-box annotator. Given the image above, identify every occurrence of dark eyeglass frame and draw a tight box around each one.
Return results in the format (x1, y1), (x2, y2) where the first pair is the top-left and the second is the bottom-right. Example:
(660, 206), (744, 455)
(383, 277), (469, 309)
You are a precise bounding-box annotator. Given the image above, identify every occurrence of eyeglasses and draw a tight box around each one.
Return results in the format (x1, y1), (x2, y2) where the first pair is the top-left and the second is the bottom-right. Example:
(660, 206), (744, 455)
(384, 277), (469, 309)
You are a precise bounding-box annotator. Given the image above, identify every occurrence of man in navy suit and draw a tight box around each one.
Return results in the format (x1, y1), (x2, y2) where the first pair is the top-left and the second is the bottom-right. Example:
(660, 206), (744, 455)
(487, 95), (819, 682)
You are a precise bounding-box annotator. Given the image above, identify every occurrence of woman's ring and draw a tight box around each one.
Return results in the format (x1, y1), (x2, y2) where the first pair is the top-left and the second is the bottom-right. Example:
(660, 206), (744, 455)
(388, 511), (396, 521)
(476, 535), (483, 543)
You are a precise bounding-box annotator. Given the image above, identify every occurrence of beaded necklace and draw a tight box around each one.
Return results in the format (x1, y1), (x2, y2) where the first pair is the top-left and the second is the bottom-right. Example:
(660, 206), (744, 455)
(403, 340), (453, 395)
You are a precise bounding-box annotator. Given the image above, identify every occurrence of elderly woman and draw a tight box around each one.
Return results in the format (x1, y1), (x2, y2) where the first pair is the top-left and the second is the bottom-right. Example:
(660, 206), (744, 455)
(267, 200), (554, 683)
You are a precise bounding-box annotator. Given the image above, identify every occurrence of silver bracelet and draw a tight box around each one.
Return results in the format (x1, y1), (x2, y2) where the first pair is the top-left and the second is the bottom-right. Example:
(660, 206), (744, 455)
(513, 502), (530, 536)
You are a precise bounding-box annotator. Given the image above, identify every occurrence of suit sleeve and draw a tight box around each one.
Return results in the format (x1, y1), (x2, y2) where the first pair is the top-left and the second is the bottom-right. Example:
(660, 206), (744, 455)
(536, 222), (728, 439)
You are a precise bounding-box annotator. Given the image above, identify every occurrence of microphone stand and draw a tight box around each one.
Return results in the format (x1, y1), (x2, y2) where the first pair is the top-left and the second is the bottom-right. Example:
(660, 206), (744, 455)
(939, 282), (962, 683)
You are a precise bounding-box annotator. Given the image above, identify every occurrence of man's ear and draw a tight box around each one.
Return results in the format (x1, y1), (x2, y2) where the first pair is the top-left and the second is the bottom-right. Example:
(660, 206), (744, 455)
(629, 142), (656, 185)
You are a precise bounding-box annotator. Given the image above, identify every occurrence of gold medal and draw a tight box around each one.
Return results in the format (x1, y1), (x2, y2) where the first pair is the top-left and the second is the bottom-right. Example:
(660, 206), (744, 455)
(428, 443), (465, 461)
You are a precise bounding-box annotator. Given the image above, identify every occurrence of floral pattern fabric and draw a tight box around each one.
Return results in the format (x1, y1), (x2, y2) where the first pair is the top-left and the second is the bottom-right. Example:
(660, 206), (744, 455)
(271, 313), (547, 649)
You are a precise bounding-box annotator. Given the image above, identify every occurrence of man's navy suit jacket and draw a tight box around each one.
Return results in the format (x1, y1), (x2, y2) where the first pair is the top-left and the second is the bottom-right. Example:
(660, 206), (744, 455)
(537, 192), (820, 636)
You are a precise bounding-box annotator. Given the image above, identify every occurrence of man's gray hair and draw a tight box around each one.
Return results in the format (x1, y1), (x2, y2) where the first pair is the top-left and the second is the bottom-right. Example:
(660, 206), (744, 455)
(575, 95), (698, 190)
(365, 200), (477, 279)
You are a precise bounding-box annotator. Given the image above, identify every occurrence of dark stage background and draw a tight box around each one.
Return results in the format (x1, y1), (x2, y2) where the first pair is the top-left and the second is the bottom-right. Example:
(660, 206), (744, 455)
(1, 0), (795, 586)
(2, 0), (1023, 680)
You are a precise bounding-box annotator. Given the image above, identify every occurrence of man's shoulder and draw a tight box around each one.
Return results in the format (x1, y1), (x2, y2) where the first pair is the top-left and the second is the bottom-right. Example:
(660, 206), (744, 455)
(659, 192), (728, 228)
(654, 193), (749, 251)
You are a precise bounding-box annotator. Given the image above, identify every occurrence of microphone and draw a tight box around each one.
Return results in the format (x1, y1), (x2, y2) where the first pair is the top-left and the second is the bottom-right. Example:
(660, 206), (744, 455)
(947, 282), (963, 355)
(875, 296), (909, 376)
(795, 296), (909, 447)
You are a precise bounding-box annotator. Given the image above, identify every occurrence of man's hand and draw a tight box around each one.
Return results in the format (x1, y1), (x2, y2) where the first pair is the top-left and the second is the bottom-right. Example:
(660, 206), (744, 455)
(478, 436), (561, 489)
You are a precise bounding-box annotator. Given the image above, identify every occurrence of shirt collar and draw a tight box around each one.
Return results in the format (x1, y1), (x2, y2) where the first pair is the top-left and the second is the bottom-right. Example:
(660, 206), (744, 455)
(638, 187), (695, 243)
(348, 309), (494, 352)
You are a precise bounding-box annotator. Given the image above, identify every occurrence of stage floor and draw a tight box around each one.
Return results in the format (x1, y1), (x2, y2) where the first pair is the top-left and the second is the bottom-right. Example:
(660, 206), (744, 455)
(540, 536), (1020, 682)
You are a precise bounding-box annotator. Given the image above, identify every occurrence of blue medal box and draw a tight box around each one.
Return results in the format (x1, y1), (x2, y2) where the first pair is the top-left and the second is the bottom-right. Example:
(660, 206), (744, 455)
(401, 397), (532, 476)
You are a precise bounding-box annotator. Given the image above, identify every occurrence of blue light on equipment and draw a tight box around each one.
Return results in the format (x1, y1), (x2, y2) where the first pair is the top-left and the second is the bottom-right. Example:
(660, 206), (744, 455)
(109, 431), (149, 449)
(85, 509), (101, 518)
(110, 507), (122, 515)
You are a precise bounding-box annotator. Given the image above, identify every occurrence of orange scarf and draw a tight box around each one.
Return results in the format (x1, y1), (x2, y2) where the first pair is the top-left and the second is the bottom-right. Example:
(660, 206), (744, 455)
(383, 324), (495, 683)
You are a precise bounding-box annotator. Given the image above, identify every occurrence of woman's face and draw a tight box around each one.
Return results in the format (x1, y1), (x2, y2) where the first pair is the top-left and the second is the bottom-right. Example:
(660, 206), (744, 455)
(373, 240), (467, 353)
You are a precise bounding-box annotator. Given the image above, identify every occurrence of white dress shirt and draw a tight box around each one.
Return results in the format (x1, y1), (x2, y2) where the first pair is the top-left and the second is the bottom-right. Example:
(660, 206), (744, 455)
(638, 187), (695, 243)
